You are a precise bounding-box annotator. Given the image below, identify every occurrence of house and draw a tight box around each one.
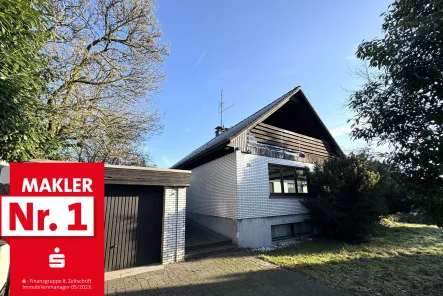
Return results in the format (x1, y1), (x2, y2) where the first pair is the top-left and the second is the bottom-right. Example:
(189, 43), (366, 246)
(172, 86), (343, 248)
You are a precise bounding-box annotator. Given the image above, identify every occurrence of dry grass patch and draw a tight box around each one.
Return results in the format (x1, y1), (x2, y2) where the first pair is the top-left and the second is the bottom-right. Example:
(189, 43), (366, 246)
(256, 223), (443, 296)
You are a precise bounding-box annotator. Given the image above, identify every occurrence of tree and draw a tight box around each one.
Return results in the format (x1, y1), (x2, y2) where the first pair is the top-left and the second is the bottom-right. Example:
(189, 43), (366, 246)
(0, 0), (64, 161)
(45, 0), (168, 165)
(371, 159), (415, 214)
(304, 154), (387, 243)
(353, 146), (415, 214)
(349, 0), (443, 225)
(349, 0), (443, 185)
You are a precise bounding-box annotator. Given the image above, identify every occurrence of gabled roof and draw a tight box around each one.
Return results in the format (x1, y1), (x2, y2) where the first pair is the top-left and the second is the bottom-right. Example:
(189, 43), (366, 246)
(171, 86), (343, 169)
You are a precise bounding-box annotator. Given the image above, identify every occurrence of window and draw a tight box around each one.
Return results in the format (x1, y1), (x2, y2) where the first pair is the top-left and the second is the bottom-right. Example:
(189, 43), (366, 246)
(282, 167), (296, 193)
(271, 222), (313, 241)
(296, 169), (309, 194)
(271, 223), (292, 239)
(268, 166), (282, 193)
(268, 164), (309, 196)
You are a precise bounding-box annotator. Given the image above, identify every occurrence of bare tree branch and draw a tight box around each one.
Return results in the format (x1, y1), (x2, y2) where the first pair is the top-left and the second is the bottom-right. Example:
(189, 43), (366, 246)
(43, 0), (168, 165)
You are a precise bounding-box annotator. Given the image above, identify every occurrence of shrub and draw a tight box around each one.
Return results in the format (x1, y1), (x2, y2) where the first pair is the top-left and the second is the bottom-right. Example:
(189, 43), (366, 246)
(418, 188), (443, 227)
(380, 216), (396, 227)
(393, 211), (430, 225)
(304, 154), (387, 243)
(370, 161), (414, 214)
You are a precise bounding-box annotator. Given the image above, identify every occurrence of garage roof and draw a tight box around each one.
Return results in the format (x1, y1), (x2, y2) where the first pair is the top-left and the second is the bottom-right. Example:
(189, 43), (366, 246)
(4, 161), (191, 188)
(105, 164), (191, 187)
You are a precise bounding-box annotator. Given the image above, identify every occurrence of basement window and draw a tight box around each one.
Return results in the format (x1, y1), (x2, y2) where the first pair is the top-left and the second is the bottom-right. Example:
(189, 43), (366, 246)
(268, 164), (309, 196)
(271, 222), (313, 241)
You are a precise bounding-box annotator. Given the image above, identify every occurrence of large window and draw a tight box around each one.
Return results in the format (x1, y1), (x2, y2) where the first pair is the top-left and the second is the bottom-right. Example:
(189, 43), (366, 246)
(268, 164), (309, 196)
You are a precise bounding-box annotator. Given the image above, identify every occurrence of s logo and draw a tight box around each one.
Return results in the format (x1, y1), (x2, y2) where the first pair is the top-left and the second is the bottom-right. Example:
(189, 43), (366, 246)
(49, 247), (65, 268)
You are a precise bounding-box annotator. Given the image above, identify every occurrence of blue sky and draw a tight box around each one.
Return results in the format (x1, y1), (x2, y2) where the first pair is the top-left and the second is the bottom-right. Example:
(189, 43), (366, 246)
(149, 0), (390, 168)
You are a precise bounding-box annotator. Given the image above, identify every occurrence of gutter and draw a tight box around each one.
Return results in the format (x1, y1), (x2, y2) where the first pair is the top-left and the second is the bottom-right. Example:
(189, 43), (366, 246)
(171, 139), (230, 170)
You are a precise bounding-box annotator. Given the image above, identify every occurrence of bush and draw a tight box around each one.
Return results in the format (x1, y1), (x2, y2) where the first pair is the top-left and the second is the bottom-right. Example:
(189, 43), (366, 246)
(304, 154), (387, 243)
(419, 188), (443, 227)
(370, 160), (414, 214)
(391, 211), (430, 225)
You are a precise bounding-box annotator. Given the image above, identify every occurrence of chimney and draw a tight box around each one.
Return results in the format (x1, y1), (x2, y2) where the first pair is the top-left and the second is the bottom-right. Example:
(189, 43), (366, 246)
(215, 126), (227, 137)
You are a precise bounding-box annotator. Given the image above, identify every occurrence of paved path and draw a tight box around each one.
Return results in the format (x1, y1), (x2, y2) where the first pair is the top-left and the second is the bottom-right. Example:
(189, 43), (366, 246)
(105, 252), (345, 296)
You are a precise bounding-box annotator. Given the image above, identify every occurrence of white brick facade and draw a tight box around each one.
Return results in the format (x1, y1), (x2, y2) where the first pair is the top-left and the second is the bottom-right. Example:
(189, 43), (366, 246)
(186, 151), (316, 247)
(236, 152), (314, 219)
(162, 187), (186, 264)
(186, 151), (314, 220)
(186, 153), (238, 219)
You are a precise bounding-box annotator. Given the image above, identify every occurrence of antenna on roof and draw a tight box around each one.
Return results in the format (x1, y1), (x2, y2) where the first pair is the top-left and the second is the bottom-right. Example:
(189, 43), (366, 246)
(219, 90), (234, 128)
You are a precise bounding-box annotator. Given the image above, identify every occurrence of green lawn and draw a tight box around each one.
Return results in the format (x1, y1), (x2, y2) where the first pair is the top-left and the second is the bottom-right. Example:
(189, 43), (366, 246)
(256, 223), (443, 296)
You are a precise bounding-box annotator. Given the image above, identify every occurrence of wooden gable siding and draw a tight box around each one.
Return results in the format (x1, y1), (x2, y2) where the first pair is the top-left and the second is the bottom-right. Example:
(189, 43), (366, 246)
(228, 130), (249, 151)
(250, 123), (334, 157)
(229, 122), (336, 159)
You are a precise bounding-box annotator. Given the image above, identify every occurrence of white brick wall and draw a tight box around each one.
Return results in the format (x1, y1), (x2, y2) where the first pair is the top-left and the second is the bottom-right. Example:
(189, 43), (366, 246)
(186, 151), (315, 221)
(162, 187), (186, 264)
(186, 153), (238, 219)
(236, 151), (314, 219)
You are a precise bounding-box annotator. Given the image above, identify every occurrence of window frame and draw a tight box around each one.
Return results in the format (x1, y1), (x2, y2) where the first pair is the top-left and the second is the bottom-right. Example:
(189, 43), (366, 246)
(268, 164), (310, 198)
(271, 222), (313, 241)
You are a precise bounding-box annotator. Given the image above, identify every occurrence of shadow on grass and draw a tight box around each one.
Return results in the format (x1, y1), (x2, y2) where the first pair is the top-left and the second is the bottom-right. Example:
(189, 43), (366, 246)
(105, 252), (443, 296)
(106, 225), (443, 296)
(255, 225), (443, 296)
(286, 253), (443, 296)
(258, 224), (443, 257)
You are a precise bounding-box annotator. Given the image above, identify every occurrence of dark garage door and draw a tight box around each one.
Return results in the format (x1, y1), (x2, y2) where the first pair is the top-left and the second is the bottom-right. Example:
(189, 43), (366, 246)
(105, 184), (164, 272)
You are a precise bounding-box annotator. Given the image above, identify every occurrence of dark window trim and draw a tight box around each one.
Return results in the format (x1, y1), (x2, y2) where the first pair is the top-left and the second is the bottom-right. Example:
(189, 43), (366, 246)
(268, 164), (310, 197)
(269, 193), (308, 199)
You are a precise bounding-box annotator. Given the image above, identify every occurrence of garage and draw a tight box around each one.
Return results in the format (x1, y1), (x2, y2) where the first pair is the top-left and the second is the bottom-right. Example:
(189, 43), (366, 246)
(104, 165), (191, 272)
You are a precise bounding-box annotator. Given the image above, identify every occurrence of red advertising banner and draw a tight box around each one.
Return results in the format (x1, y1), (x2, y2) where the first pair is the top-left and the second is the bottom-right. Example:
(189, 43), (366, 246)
(0, 162), (104, 295)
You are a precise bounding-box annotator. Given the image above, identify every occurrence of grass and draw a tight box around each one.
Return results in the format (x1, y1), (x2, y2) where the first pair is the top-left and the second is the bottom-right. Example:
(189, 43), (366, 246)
(256, 223), (443, 296)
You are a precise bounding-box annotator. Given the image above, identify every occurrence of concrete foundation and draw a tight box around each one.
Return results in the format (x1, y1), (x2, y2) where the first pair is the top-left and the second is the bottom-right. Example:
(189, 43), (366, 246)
(187, 212), (311, 248)
(237, 214), (311, 248)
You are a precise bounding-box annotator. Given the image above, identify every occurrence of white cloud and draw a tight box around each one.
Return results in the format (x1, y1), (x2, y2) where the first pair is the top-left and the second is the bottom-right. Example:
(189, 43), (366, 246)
(162, 157), (173, 168)
(193, 49), (207, 70)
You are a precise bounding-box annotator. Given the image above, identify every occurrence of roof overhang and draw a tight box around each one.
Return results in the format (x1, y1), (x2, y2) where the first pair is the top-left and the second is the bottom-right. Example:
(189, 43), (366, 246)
(104, 164), (191, 187)
(2, 161), (192, 187)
